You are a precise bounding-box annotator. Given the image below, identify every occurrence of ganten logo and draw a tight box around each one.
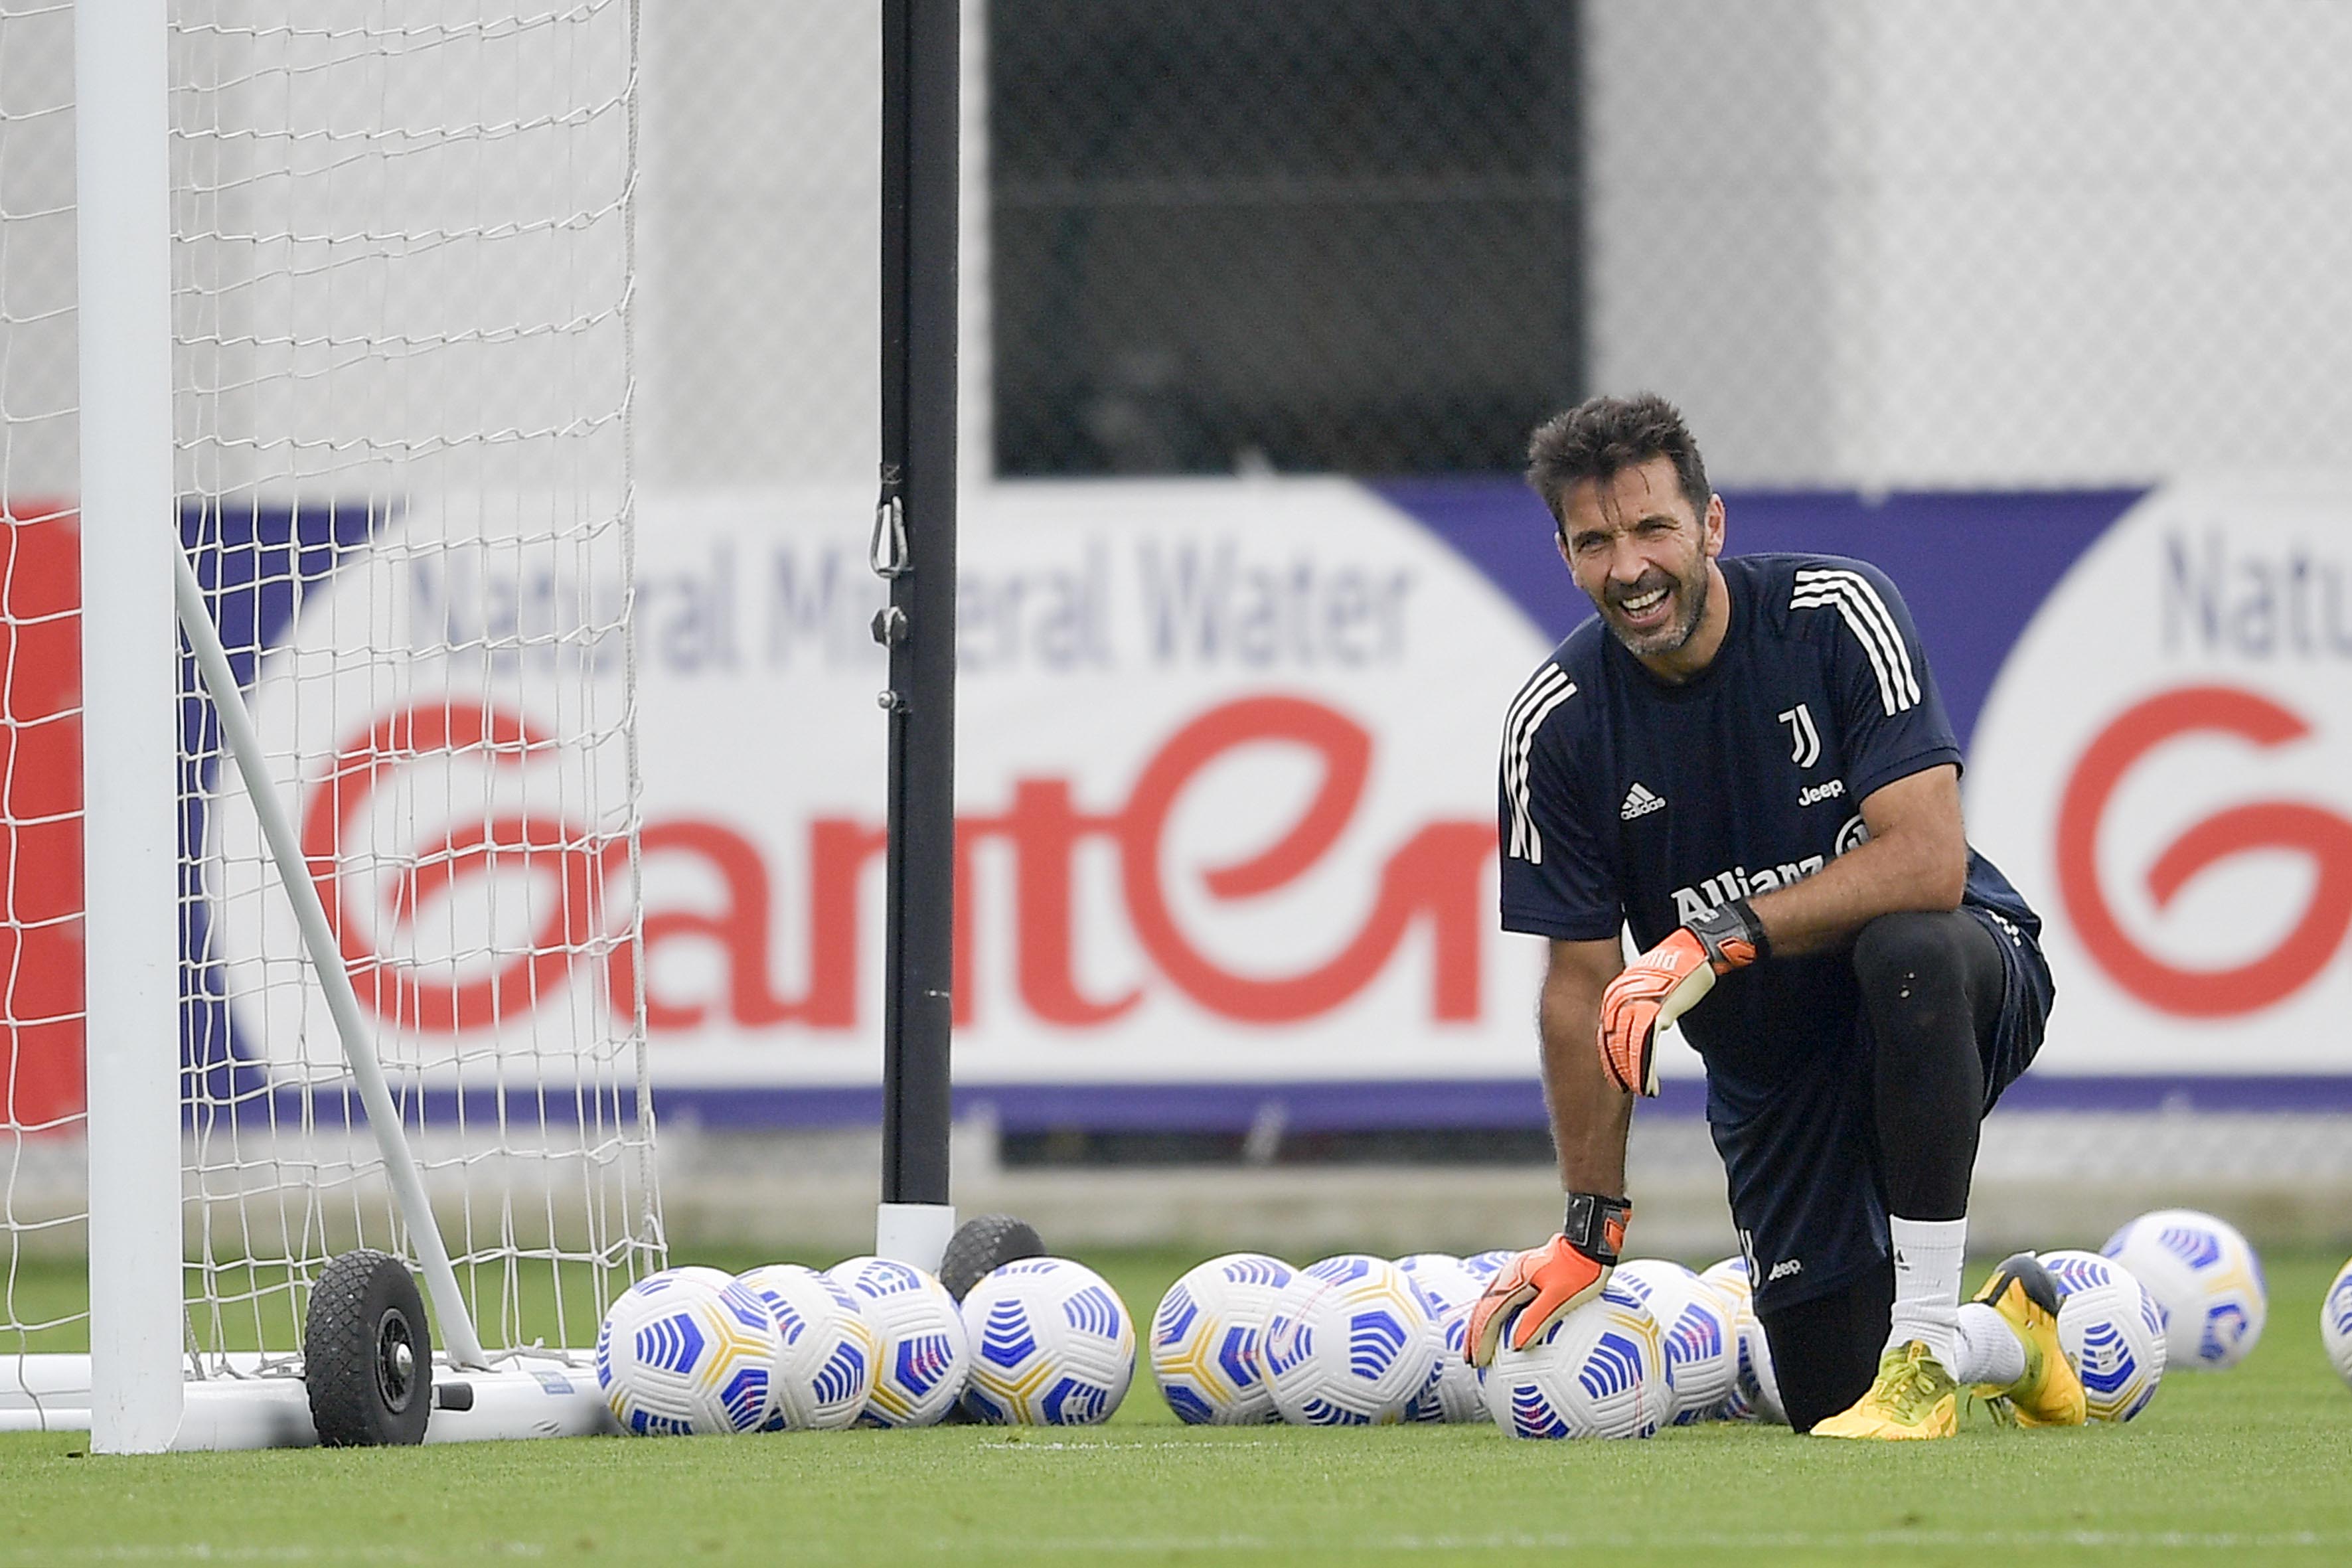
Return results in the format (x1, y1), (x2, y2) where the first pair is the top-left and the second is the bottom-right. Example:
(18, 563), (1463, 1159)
(2059, 686), (2352, 1017)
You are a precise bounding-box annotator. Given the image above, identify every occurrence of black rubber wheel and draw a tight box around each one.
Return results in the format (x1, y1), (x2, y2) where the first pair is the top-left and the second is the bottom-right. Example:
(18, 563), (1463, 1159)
(937, 1214), (1045, 1302)
(303, 1248), (433, 1447)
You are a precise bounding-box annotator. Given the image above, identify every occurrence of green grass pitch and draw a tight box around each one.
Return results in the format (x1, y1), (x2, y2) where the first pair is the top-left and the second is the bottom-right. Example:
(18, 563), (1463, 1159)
(2, 1248), (2347, 1565)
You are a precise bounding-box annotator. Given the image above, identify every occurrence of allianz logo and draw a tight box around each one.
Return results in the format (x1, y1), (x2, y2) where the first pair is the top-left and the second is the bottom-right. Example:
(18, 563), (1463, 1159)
(1798, 777), (1846, 807)
(1672, 857), (1829, 924)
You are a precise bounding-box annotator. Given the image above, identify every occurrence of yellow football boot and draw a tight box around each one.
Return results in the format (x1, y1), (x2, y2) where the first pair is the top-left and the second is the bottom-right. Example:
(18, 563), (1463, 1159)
(1972, 1251), (2088, 1427)
(1810, 1341), (1958, 1440)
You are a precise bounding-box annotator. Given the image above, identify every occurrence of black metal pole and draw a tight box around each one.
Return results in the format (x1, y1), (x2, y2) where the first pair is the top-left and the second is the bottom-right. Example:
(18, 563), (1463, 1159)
(875, 0), (957, 1212)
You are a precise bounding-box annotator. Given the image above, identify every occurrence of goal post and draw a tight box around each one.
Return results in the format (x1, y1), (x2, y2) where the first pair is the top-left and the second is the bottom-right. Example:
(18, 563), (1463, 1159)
(76, 0), (184, 1459)
(1, 0), (661, 1450)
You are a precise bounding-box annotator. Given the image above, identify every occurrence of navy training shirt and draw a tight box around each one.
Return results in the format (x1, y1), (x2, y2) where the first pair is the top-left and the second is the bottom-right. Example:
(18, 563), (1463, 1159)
(1497, 552), (2041, 1094)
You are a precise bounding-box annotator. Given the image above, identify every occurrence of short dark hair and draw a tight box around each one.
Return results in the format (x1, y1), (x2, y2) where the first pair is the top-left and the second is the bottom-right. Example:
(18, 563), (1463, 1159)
(1525, 392), (1713, 532)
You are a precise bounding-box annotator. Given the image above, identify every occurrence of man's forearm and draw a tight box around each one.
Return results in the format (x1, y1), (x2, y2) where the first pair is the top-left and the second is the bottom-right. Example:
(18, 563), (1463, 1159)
(1749, 829), (1963, 957)
(1749, 767), (1969, 957)
(1538, 966), (1632, 1195)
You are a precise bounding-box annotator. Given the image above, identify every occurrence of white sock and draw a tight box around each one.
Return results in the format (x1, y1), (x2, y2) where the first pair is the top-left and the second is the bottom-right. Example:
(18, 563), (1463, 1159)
(1883, 1216), (1967, 1376)
(1951, 1302), (2027, 1389)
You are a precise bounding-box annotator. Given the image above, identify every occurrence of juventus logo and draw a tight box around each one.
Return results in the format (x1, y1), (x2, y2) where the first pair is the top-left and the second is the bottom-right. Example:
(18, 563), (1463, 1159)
(1778, 703), (1822, 767)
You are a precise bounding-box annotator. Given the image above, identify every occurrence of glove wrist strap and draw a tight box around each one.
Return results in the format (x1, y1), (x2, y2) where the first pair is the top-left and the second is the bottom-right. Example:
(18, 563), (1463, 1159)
(1561, 1192), (1632, 1263)
(1688, 896), (1770, 967)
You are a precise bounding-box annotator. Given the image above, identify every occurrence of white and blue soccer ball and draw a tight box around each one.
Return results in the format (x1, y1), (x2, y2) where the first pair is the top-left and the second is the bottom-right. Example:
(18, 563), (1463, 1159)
(666, 1265), (745, 1292)
(735, 1263), (878, 1430)
(2036, 1249), (2167, 1422)
(1460, 1249), (1517, 1283)
(826, 1257), (972, 1427)
(1610, 1259), (1736, 1424)
(1395, 1253), (1488, 1422)
(2102, 1209), (2266, 1370)
(1150, 1253), (1294, 1425)
(1483, 1277), (1672, 1440)
(961, 1257), (1135, 1425)
(1697, 1255), (1786, 1425)
(2322, 1257), (2352, 1391)
(595, 1269), (782, 1437)
(1403, 1304), (1486, 1423)
(1395, 1254), (1486, 1320)
(1260, 1253), (1441, 1426)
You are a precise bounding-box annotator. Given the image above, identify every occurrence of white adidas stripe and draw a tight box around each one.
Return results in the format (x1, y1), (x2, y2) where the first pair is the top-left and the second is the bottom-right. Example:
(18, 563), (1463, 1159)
(1833, 570), (1921, 707)
(1502, 666), (1563, 860)
(1512, 682), (1578, 862)
(1790, 568), (1920, 716)
(1792, 583), (1901, 714)
(1502, 665), (1577, 862)
(1795, 568), (1919, 706)
(1503, 666), (1570, 860)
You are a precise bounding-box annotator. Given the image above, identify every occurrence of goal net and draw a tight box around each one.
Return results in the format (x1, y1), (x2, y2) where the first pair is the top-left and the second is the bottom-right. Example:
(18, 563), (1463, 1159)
(1, 0), (659, 1441)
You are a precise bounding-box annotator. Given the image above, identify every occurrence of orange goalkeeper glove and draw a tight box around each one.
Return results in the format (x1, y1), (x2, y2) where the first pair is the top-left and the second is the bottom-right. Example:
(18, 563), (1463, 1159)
(1464, 1192), (1632, 1368)
(1597, 898), (1768, 1096)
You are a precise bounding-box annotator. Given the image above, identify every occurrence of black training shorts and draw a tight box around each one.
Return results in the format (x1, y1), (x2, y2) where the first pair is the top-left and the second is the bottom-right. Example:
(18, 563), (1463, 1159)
(1707, 904), (2053, 1321)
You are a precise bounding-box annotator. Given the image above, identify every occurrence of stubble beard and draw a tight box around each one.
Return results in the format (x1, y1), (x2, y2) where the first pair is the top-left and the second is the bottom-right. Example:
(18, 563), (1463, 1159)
(1603, 559), (1711, 660)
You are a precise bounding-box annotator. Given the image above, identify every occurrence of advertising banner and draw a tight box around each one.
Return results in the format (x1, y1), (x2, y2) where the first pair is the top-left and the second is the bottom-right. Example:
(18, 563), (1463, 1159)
(574, 481), (1561, 1119)
(179, 480), (1564, 1131)
(1967, 477), (2352, 1078)
(11, 474), (2349, 1129)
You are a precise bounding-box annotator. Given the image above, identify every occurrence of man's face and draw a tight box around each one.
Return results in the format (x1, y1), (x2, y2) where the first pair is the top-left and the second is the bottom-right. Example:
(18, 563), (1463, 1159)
(1556, 456), (1724, 662)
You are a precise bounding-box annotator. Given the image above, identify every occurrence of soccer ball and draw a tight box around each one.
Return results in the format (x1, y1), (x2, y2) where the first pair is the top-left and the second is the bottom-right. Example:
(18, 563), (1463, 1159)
(1460, 1249), (1517, 1283)
(1395, 1253), (1485, 1320)
(1260, 1253), (1441, 1426)
(1395, 1254), (1486, 1422)
(1483, 1278), (1672, 1439)
(595, 1269), (781, 1436)
(2322, 1257), (2352, 1391)
(2036, 1249), (2166, 1422)
(961, 1257), (1136, 1425)
(1697, 1255), (1786, 1425)
(2102, 1209), (2267, 1370)
(826, 1257), (972, 1427)
(1611, 1258), (1737, 1424)
(735, 1264), (878, 1430)
(1149, 1253), (1294, 1425)
(1403, 1304), (1486, 1423)
(666, 1265), (742, 1291)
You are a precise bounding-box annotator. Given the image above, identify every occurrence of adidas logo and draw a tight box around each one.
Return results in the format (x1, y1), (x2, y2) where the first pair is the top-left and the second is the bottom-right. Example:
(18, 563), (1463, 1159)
(1620, 782), (1666, 821)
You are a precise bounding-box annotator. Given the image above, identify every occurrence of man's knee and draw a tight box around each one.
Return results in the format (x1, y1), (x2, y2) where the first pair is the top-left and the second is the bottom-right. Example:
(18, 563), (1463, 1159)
(1851, 910), (1974, 1004)
(1851, 910), (1992, 1071)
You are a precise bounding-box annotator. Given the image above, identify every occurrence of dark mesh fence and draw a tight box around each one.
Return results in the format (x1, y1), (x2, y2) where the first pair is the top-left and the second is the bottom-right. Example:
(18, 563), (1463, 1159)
(988, 2), (2352, 490)
(1581, 3), (2352, 489)
(989, 0), (1583, 477)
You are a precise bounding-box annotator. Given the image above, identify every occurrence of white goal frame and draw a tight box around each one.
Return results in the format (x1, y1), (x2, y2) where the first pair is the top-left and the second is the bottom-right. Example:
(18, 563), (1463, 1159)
(6, 0), (649, 1454)
(76, 0), (183, 1457)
